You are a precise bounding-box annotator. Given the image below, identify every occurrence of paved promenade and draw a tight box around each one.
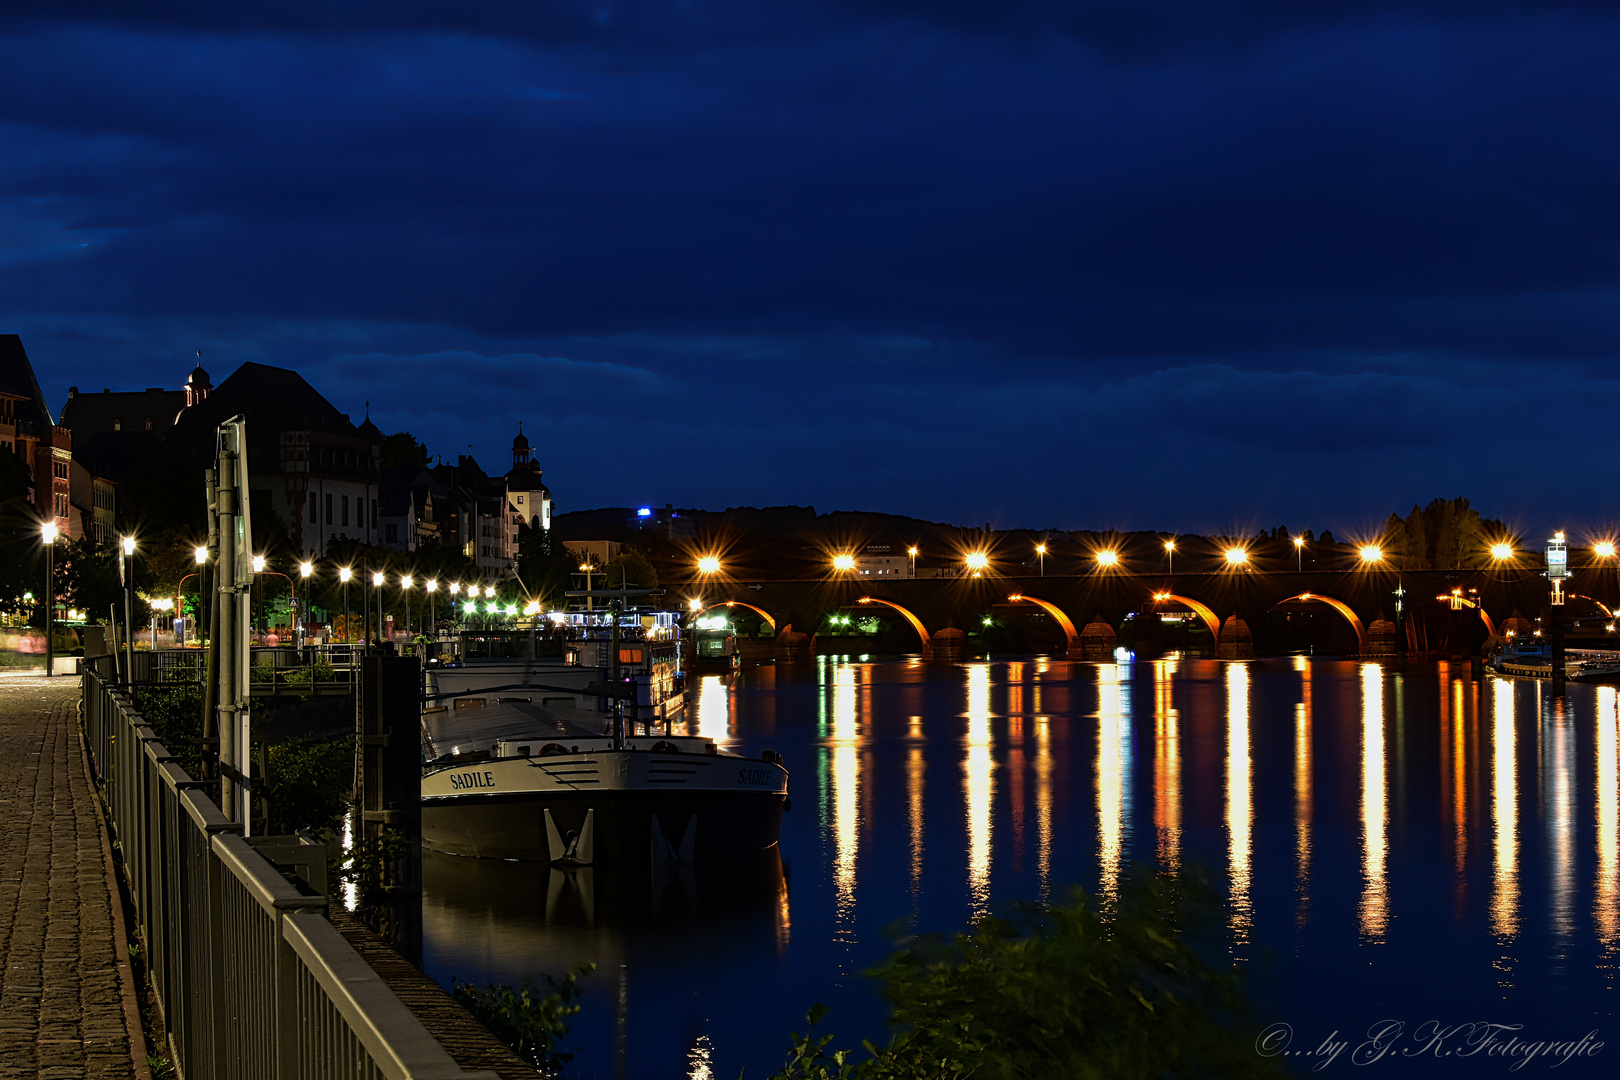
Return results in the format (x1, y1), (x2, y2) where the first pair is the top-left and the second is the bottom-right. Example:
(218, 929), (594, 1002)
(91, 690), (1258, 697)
(0, 676), (138, 1079)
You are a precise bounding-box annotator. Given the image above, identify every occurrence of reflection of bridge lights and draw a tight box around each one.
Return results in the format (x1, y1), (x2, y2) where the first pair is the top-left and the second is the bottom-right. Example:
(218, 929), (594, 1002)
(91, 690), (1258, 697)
(1095, 549), (1119, 568)
(1224, 547), (1248, 566)
(1358, 545), (1384, 565)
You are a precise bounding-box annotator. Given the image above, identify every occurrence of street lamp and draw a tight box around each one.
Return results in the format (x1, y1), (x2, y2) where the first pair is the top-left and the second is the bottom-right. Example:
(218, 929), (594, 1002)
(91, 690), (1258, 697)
(426, 579), (438, 639)
(964, 551), (989, 577)
(401, 575), (414, 638)
(121, 536), (136, 678)
(41, 522), (58, 677)
(194, 544), (209, 644)
(1358, 545), (1384, 566)
(299, 560), (313, 649)
(1035, 542), (1047, 577)
(831, 552), (857, 574)
(697, 555), (722, 576)
(1224, 546), (1249, 568)
(907, 546), (918, 577)
(1164, 538), (1176, 575)
(1095, 549), (1119, 569)
(372, 570), (385, 646)
(1292, 535), (1306, 572)
(339, 566), (352, 644)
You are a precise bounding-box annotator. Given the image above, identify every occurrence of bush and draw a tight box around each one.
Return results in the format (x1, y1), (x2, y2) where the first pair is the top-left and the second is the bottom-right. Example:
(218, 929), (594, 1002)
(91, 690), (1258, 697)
(283, 656), (336, 687)
(262, 735), (353, 835)
(451, 967), (594, 1075)
(765, 867), (1285, 1080)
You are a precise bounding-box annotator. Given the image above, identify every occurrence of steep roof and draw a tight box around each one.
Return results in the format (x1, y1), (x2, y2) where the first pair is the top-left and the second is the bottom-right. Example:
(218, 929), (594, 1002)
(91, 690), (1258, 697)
(171, 360), (365, 456)
(60, 386), (186, 440)
(0, 334), (57, 427)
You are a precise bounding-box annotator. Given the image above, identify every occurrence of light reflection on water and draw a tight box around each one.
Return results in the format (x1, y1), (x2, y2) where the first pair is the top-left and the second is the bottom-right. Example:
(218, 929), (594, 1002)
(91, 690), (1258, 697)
(421, 655), (1620, 1080)
(1226, 662), (1253, 947)
(1359, 662), (1388, 942)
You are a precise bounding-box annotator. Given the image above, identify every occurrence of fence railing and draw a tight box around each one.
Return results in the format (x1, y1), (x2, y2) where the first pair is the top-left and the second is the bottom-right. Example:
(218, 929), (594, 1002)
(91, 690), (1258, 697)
(80, 655), (495, 1080)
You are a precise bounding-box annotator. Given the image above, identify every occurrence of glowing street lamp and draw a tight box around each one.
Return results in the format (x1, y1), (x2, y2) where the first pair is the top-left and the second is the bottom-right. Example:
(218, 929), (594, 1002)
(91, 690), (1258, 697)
(120, 536), (137, 676)
(251, 555), (266, 573)
(400, 575), (414, 638)
(1095, 549), (1119, 569)
(41, 522), (58, 677)
(1358, 545), (1384, 566)
(964, 551), (989, 577)
(832, 552), (857, 574)
(298, 561), (313, 647)
(339, 566), (352, 643)
(1164, 538), (1176, 574)
(907, 546), (918, 577)
(1035, 542), (1047, 577)
(1224, 546), (1249, 568)
(371, 570), (385, 646)
(1594, 541), (1617, 562)
(697, 555), (722, 576)
(1292, 535), (1306, 572)
(195, 546), (208, 565)
(1490, 543), (1514, 563)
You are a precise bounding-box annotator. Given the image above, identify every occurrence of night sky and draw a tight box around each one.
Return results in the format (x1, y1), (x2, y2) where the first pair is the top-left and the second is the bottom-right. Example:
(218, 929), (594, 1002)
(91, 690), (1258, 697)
(6, 1), (1620, 537)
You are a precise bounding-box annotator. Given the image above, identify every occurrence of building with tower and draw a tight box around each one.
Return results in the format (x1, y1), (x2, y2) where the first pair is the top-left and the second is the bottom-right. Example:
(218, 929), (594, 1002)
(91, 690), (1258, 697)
(0, 334), (77, 539)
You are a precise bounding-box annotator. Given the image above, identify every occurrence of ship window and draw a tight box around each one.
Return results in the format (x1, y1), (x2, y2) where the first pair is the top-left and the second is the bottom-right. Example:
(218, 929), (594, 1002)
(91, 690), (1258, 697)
(618, 648), (644, 664)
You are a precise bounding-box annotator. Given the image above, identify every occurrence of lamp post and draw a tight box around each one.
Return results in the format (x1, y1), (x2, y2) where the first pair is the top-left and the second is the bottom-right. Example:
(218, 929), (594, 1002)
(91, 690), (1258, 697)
(339, 567), (352, 645)
(1095, 549), (1119, 570)
(121, 536), (136, 678)
(41, 522), (57, 677)
(484, 584), (496, 632)
(1164, 538), (1176, 575)
(1036, 542), (1047, 577)
(401, 575), (414, 639)
(1293, 535), (1306, 572)
(963, 551), (989, 578)
(299, 560), (313, 650)
(426, 579), (438, 639)
(373, 570), (386, 648)
(907, 545), (918, 578)
(193, 545), (208, 644)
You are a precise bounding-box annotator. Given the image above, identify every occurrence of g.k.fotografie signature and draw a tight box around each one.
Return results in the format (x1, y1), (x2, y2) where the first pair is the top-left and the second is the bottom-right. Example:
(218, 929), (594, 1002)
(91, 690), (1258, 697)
(1256, 1020), (1604, 1070)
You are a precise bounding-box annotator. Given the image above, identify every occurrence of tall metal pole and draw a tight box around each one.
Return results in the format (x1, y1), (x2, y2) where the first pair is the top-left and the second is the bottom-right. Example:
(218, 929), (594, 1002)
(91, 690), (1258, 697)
(217, 436), (239, 821)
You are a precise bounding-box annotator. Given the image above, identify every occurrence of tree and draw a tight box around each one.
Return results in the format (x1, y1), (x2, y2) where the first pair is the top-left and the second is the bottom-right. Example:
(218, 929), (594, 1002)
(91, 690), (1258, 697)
(600, 550), (658, 591)
(380, 431), (430, 472)
(516, 523), (577, 606)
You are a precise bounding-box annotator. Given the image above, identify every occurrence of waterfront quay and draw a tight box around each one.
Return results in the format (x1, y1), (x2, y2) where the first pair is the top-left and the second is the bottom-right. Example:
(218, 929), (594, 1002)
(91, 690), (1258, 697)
(0, 676), (137, 1079)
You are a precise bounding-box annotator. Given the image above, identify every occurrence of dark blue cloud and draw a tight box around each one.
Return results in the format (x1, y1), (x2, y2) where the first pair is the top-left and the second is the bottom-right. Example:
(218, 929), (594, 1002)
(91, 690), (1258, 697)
(5, 1), (1620, 533)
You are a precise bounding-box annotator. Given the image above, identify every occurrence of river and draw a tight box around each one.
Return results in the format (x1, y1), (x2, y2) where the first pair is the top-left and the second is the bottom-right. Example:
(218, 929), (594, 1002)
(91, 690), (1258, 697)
(420, 653), (1619, 1077)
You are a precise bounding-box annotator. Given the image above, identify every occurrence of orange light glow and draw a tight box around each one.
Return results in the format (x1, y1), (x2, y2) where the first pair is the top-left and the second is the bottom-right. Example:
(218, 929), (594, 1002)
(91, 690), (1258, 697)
(964, 551), (990, 571)
(1224, 546), (1248, 567)
(1359, 545), (1384, 564)
(832, 553), (857, 572)
(1095, 549), (1119, 568)
(697, 555), (722, 575)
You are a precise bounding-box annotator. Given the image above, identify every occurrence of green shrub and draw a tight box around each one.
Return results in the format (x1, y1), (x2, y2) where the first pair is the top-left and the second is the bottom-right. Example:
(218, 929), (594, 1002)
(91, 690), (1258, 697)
(764, 868), (1285, 1080)
(284, 657), (336, 687)
(451, 967), (594, 1075)
(261, 735), (353, 835)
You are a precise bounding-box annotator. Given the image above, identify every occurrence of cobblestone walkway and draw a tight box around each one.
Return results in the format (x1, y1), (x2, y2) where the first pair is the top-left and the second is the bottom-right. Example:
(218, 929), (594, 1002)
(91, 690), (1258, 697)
(0, 676), (136, 1079)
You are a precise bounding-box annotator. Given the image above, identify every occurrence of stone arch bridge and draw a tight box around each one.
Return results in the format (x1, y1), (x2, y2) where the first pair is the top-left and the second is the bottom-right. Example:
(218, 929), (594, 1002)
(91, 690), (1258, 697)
(673, 568), (1597, 660)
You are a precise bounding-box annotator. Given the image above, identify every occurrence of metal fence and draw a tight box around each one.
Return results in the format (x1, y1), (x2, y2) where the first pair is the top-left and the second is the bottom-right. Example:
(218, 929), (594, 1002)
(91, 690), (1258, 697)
(124, 648), (360, 693)
(80, 655), (494, 1080)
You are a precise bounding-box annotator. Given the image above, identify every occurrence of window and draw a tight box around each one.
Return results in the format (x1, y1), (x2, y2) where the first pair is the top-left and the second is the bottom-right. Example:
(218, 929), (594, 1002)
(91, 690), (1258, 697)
(386, 523), (398, 543)
(309, 492), (317, 524)
(371, 500), (378, 527)
(325, 493), (333, 524)
(356, 497), (364, 528)
(342, 495), (349, 526)
(516, 495), (524, 505)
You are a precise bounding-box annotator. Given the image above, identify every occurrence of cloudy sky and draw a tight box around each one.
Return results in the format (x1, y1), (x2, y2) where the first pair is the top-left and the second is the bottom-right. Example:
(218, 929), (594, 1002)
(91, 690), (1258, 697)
(5, 1), (1620, 537)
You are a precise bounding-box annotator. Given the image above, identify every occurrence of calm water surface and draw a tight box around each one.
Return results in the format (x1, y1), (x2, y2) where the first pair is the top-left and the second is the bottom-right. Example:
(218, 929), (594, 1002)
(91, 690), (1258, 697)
(422, 654), (1620, 1077)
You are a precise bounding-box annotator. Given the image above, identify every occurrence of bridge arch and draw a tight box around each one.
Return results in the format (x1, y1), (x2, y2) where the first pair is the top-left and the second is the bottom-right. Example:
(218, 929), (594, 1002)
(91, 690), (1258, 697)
(1006, 594), (1079, 650)
(695, 599), (777, 632)
(1271, 592), (1365, 648)
(1150, 592), (1222, 640)
(857, 597), (931, 647)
